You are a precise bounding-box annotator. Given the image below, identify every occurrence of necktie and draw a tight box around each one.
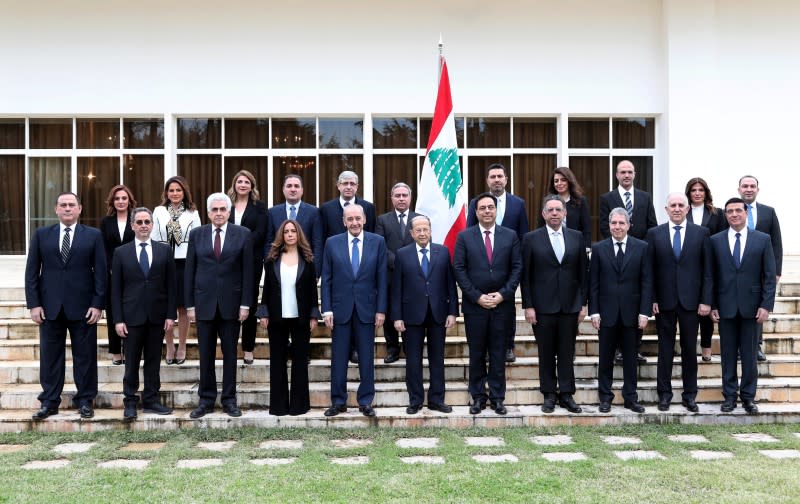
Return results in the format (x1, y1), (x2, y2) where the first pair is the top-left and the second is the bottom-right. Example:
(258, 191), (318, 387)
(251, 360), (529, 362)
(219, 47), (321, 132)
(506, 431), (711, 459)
(746, 204), (755, 230)
(484, 230), (493, 264)
(398, 212), (405, 232)
(624, 192), (633, 219)
(289, 205), (297, 221)
(343, 201), (350, 207)
(616, 241), (625, 268)
(552, 231), (564, 263)
(420, 248), (429, 277)
(733, 232), (741, 268)
(672, 225), (682, 260)
(214, 228), (222, 260)
(496, 198), (504, 225)
(61, 227), (71, 263)
(351, 237), (360, 276)
(139, 243), (150, 276)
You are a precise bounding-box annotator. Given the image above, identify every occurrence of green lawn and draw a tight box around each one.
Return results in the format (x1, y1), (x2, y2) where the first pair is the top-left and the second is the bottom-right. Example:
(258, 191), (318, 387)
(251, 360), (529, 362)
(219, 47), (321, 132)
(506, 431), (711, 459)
(1, 423), (799, 503)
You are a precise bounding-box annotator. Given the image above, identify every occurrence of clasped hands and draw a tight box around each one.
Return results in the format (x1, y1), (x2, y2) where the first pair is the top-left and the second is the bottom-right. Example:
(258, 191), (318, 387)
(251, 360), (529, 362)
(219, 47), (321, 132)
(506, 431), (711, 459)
(478, 292), (503, 309)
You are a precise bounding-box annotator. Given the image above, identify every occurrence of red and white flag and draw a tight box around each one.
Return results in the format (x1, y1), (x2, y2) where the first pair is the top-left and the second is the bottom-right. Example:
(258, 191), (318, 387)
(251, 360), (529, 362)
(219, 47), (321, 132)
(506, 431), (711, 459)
(415, 58), (466, 258)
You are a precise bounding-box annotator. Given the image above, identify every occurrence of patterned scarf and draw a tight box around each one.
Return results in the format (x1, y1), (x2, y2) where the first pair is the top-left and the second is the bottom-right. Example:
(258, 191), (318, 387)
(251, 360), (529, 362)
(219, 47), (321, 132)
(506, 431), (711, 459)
(165, 203), (185, 249)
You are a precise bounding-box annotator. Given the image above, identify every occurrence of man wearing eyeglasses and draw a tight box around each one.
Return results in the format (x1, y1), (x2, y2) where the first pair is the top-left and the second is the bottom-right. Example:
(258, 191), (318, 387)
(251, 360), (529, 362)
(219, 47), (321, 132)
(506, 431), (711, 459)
(111, 207), (176, 420)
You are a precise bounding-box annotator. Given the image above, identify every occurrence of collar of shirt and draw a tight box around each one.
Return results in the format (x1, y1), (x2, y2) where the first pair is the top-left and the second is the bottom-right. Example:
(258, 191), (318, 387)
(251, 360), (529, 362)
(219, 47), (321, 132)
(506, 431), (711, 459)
(728, 227), (748, 241)
(213, 223), (228, 234)
(395, 210), (407, 219)
(135, 238), (152, 248)
(349, 232), (364, 245)
(614, 236), (629, 247)
(546, 224), (563, 235)
(617, 186), (634, 201)
(285, 201), (301, 211)
(340, 196), (355, 209)
(416, 243), (429, 264)
(60, 222), (73, 233)
(479, 224), (496, 235)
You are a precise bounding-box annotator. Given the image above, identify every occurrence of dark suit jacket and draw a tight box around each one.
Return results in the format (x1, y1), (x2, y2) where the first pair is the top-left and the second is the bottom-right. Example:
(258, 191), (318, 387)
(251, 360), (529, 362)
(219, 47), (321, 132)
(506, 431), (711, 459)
(184, 224), (254, 321)
(375, 210), (418, 270)
(100, 214), (135, 269)
(453, 225), (522, 315)
(319, 197), (376, 240)
(754, 202), (783, 276)
(599, 188), (657, 240)
(467, 192), (529, 240)
(520, 226), (587, 314)
(391, 243), (458, 325)
(257, 255), (320, 321)
(537, 196), (592, 249)
(687, 206), (728, 235)
(229, 199), (267, 263)
(320, 231), (388, 324)
(645, 222), (712, 311)
(266, 201), (323, 276)
(589, 237), (653, 327)
(25, 223), (106, 319)
(710, 229), (776, 319)
(111, 241), (177, 326)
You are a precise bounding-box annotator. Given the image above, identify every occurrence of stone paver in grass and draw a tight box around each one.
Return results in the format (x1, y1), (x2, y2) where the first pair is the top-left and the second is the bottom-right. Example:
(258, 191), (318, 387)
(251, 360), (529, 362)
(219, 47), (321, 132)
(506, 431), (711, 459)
(250, 458), (297, 466)
(259, 440), (303, 450)
(331, 456), (369, 465)
(472, 454), (519, 463)
(331, 439), (373, 449)
(98, 459), (151, 470)
(22, 460), (70, 470)
(795, 433), (800, 440)
(52, 442), (97, 455)
(690, 450), (734, 460)
(464, 436), (505, 447)
(541, 452), (588, 462)
(732, 433), (779, 443)
(668, 435), (709, 443)
(602, 436), (641, 445)
(759, 449), (800, 459)
(530, 435), (573, 446)
(177, 458), (223, 469)
(396, 437), (440, 449)
(614, 450), (665, 461)
(400, 456), (445, 465)
(0, 444), (27, 453)
(120, 442), (165, 452)
(197, 441), (237, 452)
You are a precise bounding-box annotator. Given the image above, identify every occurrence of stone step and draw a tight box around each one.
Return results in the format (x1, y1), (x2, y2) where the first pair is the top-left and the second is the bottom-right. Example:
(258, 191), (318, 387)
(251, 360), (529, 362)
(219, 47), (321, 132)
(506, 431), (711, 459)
(2, 376), (799, 410)
(2, 356), (799, 385)
(4, 402), (800, 433)
(2, 333), (800, 362)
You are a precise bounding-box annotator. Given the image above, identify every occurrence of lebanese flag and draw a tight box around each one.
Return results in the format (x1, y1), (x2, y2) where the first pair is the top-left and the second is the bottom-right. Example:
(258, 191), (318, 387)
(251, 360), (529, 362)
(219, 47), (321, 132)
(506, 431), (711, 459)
(415, 58), (466, 258)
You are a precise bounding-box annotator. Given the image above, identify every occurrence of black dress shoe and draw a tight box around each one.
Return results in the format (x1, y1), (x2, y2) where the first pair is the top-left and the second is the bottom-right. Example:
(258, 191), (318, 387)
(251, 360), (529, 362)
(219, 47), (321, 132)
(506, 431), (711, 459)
(384, 349), (400, 364)
(624, 401), (645, 414)
(190, 404), (213, 419)
(720, 399), (736, 413)
(558, 396), (582, 414)
(223, 404), (242, 417)
(743, 400), (759, 414)
(428, 402), (452, 413)
(349, 350), (359, 364)
(79, 405), (94, 419)
(324, 404), (347, 417)
(32, 407), (58, 420)
(358, 405), (376, 417)
(406, 404), (422, 414)
(165, 358), (175, 365)
(505, 349), (516, 363)
(681, 399), (699, 413)
(469, 399), (486, 415)
(636, 352), (647, 363)
(143, 403), (173, 415)
(112, 358), (124, 365)
(701, 355), (712, 362)
(598, 402), (611, 413)
(541, 398), (556, 414)
(657, 397), (670, 412)
(123, 405), (137, 420)
(757, 349), (766, 361)
(493, 401), (507, 415)
(243, 357), (254, 365)
(614, 351), (623, 364)
(175, 358), (185, 365)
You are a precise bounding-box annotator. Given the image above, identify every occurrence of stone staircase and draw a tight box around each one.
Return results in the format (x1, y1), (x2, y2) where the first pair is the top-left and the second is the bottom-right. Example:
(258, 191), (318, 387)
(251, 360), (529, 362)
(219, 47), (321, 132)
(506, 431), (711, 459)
(1, 256), (800, 431)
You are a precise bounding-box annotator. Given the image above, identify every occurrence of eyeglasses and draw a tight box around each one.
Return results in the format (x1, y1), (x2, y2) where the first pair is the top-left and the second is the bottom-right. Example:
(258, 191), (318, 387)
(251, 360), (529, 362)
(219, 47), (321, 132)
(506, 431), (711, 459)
(134, 219), (152, 225)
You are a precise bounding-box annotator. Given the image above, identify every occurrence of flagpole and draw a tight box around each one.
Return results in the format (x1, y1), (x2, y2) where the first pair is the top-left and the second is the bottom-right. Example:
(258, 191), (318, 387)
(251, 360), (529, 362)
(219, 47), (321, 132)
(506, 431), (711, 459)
(438, 34), (443, 82)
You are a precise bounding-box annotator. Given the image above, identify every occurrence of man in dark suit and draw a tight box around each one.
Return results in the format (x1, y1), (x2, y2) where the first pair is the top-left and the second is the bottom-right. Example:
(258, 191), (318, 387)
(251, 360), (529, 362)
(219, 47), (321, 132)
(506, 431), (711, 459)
(645, 193), (712, 413)
(376, 182), (417, 363)
(25, 192), (106, 420)
(454, 192), (522, 415)
(266, 174), (323, 276)
(185, 193), (253, 418)
(392, 215), (458, 414)
(599, 159), (657, 362)
(710, 197), (776, 414)
(111, 207), (176, 419)
(590, 207), (652, 414)
(521, 195), (587, 414)
(738, 175), (782, 361)
(321, 204), (388, 417)
(466, 163), (528, 362)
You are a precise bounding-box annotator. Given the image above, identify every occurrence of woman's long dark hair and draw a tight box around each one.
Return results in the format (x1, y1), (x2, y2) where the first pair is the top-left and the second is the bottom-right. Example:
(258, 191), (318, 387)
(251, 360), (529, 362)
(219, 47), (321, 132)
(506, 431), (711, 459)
(266, 219), (313, 263)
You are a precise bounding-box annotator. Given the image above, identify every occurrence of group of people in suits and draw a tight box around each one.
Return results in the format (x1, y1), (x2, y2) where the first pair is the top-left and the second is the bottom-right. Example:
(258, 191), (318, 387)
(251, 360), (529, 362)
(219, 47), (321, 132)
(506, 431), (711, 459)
(23, 159), (782, 421)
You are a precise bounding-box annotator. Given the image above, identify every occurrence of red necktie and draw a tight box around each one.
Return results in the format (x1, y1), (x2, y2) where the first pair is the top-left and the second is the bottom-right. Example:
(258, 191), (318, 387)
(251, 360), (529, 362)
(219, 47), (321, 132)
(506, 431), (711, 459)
(484, 230), (493, 264)
(214, 228), (222, 260)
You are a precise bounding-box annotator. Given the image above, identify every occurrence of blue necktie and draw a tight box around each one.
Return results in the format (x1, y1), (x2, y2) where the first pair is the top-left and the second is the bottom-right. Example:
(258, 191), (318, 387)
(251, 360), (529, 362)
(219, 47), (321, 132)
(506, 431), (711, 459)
(672, 225), (682, 260)
(139, 243), (150, 276)
(289, 205), (297, 221)
(351, 237), (360, 277)
(420, 248), (429, 277)
(746, 204), (755, 230)
(733, 232), (741, 268)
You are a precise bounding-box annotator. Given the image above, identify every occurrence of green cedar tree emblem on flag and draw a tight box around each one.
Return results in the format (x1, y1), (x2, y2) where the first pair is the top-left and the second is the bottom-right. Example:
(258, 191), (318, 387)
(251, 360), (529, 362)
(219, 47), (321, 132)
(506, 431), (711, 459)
(428, 147), (462, 208)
